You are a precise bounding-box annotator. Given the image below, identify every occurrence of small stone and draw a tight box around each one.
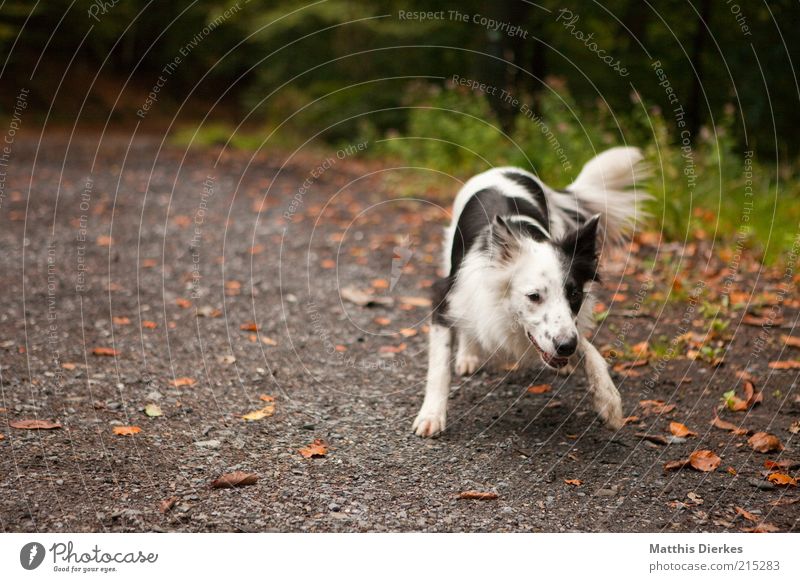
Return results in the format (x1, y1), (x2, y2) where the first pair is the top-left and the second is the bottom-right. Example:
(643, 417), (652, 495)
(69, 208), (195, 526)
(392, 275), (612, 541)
(194, 439), (221, 449)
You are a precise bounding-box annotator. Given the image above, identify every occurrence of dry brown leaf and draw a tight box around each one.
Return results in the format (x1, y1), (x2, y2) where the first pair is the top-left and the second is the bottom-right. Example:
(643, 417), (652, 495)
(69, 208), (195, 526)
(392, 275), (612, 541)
(689, 450), (721, 472)
(113, 426), (141, 436)
(371, 278), (389, 289)
(299, 439), (328, 458)
(781, 334), (800, 348)
(748, 432), (784, 453)
(379, 343), (407, 354)
(710, 415), (749, 436)
(92, 347), (118, 356)
(373, 317), (391, 326)
(664, 459), (688, 470)
(175, 298), (192, 309)
(458, 491), (499, 500)
(769, 360), (800, 370)
(0, 433), (4, 440)
(613, 359), (648, 372)
(742, 523), (780, 533)
(669, 422), (697, 438)
(623, 415), (640, 425)
(564, 479), (582, 486)
(170, 377), (196, 387)
(211, 471), (258, 489)
(735, 506), (760, 523)
(112, 316), (131, 325)
(639, 400), (676, 416)
(96, 235), (114, 246)
(397, 296), (432, 308)
(9, 419), (62, 430)
(61, 362), (78, 370)
(399, 328), (418, 337)
(240, 322), (259, 332)
(527, 384), (552, 394)
(259, 394), (275, 403)
(159, 496), (179, 514)
(242, 404), (275, 421)
(767, 473), (797, 486)
(320, 259), (336, 269)
(261, 336), (278, 346)
(764, 459), (798, 470)
(142, 320), (158, 329)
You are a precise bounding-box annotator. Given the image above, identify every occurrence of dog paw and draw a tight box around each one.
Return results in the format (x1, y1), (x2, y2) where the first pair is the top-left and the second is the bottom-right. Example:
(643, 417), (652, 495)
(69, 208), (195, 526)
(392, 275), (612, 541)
(412, 408), (446, 437)
(455, 353), (480, 376)
(596, 390), (624, 430)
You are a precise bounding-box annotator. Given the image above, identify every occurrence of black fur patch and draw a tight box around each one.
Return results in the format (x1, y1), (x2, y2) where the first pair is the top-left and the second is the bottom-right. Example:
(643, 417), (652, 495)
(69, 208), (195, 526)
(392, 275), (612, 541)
(559, 215), (600, 314)
(430, 276), (453, 326)
(503, 171), (549, 227)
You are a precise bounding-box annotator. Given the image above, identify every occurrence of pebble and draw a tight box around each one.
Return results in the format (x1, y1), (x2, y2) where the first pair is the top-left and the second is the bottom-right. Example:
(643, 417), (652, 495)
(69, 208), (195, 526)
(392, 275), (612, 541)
(194, 439), (221, 449)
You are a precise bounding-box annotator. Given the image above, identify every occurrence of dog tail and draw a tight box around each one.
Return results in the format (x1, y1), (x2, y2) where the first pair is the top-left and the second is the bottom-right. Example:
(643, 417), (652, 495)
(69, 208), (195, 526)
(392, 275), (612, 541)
(566, 147), (651, 242)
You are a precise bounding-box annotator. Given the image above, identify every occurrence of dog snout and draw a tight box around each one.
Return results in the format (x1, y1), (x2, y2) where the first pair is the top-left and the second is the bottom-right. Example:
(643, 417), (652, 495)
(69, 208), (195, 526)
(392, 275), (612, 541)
(554, 335), (578, 357)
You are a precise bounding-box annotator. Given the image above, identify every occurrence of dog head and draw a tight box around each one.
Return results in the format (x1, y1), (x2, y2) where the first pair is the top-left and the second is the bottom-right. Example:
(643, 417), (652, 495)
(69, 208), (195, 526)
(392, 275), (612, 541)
(489, 214), (600, 368)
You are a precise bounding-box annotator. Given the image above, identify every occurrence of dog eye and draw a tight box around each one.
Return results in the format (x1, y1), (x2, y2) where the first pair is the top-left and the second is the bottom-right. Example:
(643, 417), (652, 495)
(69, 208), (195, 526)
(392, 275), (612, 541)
(527, 292), (541, 303)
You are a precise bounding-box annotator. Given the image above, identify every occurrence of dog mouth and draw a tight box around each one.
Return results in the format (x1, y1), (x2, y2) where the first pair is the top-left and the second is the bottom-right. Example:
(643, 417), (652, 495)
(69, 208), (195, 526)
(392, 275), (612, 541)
(527, 332), (570, 369)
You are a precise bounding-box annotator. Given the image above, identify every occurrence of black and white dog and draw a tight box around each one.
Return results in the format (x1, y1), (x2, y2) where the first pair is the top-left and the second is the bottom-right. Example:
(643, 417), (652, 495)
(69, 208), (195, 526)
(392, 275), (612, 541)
(413, 147), (649, 437)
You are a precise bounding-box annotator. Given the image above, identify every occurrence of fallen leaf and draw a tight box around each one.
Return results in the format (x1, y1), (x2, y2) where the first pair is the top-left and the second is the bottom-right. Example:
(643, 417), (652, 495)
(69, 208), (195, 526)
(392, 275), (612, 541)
(458, 491), (498, 500)
(9, 419), (62, 430)
(614, 359), (648, 372)
(373, 317), (391, 326)
(669, 422), (697, 438)
(175, 298), (192, 309)
(61, 362), (78, 370)
(564, 479), (582, 486)
(399, 328), (418, 337)
(742, 523), (780, 533)
(735, 506), (760, 523)
(170, 377), (196, 387)
(770, 496), (800, 507)
(639, 400), (676, 416)
(371, 278), (389, 289)
(320, 259), (336, 269)
(379, 343), (407, 354)
(689, 450), (721, 472)
(790, 421), (800, 434)
(622, 416), (640, 425)
(211, 471), (258, 489)
(664, 459), (688, 470)
(92, 347), (118, 357)
(764, 459), (799, 470)
(159, 496), (179, 514)
(769, 360), (800, 370)
(112, 316), (131, 325)
(242, 404), (275, 421)
(144, 403), (163, 418)
(781, 334), (800, 348)
(240, 322), (258, 332)
(397, 295), (432, 308)
(299, 439), (328, 458)
(261, 336), (278, 346)
(339, 286), (393, 307)
(710, 415), (749, 436)
(527, 384), (552, 394)
(259, 394), (275, 402)
(767, 473), (797, 486)
(142, 320), (158, 329)
(96, 235), (114, 246)
(748, 432), (784, 453)
(113, 426), (141, 436)
(0, 433), (4, 440)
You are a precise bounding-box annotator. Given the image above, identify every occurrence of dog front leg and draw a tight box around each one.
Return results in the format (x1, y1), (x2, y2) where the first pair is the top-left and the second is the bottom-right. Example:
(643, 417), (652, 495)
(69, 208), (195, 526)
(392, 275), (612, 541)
(412, 324), (453, 437)
(578, 337), (623, 429)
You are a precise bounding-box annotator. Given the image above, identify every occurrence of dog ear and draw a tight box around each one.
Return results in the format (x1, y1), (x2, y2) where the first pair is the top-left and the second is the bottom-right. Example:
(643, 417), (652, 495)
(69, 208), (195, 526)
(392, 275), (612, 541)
(561, 213), (601, 281)
(490, 216), (520, 263)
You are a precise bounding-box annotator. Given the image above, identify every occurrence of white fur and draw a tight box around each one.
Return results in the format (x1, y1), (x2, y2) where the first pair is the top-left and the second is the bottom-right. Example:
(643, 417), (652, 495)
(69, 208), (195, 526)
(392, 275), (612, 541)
(414, 148), (647, 437)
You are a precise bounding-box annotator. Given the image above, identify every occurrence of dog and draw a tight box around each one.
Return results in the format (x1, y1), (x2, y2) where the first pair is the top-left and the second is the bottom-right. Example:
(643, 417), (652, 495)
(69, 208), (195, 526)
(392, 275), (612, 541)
(413, 147), (649, 437)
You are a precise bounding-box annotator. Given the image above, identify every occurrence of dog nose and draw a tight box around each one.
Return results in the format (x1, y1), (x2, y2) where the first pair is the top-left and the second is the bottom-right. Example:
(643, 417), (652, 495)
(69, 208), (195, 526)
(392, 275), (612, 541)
(555, 336), (577, 357)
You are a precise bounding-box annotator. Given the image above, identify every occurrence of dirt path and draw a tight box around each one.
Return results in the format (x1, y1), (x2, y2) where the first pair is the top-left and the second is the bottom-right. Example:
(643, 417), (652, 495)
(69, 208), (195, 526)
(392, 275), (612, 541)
(0, 133), (797, 532)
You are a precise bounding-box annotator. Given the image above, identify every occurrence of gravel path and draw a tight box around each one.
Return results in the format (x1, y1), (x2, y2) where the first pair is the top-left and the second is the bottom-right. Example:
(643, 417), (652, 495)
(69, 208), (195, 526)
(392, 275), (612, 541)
(1, 133), (797, 532)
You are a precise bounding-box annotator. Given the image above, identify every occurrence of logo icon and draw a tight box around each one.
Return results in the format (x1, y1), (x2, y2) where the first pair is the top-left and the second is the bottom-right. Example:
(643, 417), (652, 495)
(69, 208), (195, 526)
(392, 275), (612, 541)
(20, 542), (45, 570)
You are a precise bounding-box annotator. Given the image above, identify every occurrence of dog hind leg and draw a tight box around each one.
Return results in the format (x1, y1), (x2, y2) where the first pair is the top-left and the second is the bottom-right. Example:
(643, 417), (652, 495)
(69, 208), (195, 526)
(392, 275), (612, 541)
(413, 324), (453, 437)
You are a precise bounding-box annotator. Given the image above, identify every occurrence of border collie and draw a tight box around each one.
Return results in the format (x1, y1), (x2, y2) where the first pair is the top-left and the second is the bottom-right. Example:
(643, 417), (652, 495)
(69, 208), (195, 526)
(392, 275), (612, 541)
(413, 147), (650, 437)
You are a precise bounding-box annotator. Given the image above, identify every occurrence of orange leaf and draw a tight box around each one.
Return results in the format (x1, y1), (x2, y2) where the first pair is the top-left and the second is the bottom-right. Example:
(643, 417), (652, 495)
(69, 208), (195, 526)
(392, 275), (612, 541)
(159, 496), (179, 514)
(527, 384), (552, 394)
(371, 278), (389, 289)
(378, 343), (407, 354)
(170, 377), (196, 387)
(397, 296), (432, 308)
(113, 426), (141, 436)
(259, 394), (275, 402)
(211, 471), (258, 489)
(112, 316), (131, 325)
(240, 322), (259, 332)
(373, 317), (391, 326)
(320, 259), (336, 269)
(769, 360), (800, 370)
(639, 400), (676, 416)
(142, 320), (158, 329)
(96, 235), (114, 246)
(299, 439), (328, 458)
(767, 473), (797, 486)
(735, 506), (760, 523)
(175, 298), (192, 309)
(9, 419), (62, 430)
(710, 415), (749, 436)
(458, 491), (498, 500)
(669, 422), (697, 438)
(748, 432), (784, 453)
(61, 362), (77, 370)
(564, 479), (582, 486)
(764, 459), (798, 470)
(689, 450), (721, 472)
(781, 334), (800, 348)
(399, 328), (418, 337)
(92, 347), (118, 357)
(664, 459), (688, 471)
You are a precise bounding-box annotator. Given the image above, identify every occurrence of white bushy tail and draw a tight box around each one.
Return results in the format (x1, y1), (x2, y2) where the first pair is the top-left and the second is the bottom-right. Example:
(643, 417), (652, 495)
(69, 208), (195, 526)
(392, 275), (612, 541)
(566, 147), (651, 241)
